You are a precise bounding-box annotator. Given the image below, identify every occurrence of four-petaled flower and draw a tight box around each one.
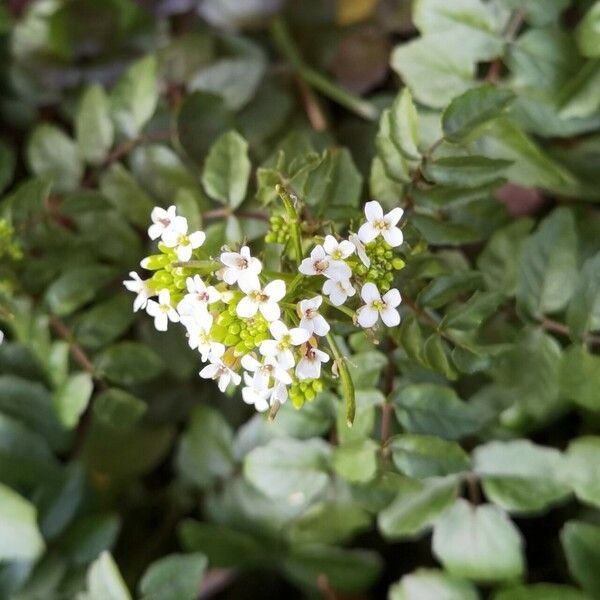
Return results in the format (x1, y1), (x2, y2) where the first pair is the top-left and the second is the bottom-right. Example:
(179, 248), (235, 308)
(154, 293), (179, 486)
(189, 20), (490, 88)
(323, 235), (355, 261)
(145, 289), (180, 331)
(296, 346), (329, 380)
(177, 275), (221, 316)
(241, 373), (270, 412)
(241, 353), (292, 389)
(220, 246), (262, 288)
(161, 217), (206, 261)
(259, 320), (310, 369)
(200, 360), (241, 392)
(237, 279), (286, 322)
(123, 271), (151, 311)
(299, 296), (330, 336)
(322, 278), (355, 306)
(299, 245), (351, 280)
(357, 283), (401, 328)
(358, 201), (403, 247)
(181, 312), (224, 362)
(148, 205), (186, 241)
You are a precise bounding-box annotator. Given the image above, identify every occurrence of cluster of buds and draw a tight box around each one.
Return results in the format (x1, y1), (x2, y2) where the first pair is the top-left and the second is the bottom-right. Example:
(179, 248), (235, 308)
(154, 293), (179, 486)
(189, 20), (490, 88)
(124, 197), (405, 421)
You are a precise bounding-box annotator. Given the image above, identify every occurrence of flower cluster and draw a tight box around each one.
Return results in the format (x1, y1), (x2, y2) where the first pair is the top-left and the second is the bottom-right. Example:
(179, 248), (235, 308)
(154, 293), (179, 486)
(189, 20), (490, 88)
(124, 199), (405, 416)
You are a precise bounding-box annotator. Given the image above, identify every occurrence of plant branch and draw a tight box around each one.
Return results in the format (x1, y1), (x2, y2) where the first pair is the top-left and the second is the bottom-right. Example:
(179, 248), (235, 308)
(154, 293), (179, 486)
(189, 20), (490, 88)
(541, 318), (600, 346)
(485, 9), (525, 83)
(277, 184), (304, 266)
(50, 317), (101, 381)
(326, 333), (356, 426)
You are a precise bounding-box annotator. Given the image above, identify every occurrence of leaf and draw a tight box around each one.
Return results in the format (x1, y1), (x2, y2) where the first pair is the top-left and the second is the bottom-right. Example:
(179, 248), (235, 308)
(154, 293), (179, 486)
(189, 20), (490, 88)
(93, 388), (146, 431)
(561, 521), (600, 598)
(75, 84), (114, 165)
(417, 272), (483, 309)
(387, 88), (421, 160)
(558, 59), (600, 121)
(498, 0), (569, 26)
(441, 291), (503, 331)
(201, 131), (251, 209)
(139, 553), (207, 600)
(110, 55), (158, 138)
(378, 477), (457, 540)
(0, 482), (45, 561)
(517, 208), (578, 320)
(244, 438), (331, 505)
(27, 124), (83, 192)
(424, 156), (512, 187)
(576, 2), (600, 58)
(53, 372), (93, 429)
(80, 552), (131, 600)
(494, 584), (589, 600)
(473, 440), (571, 514)
(432, 499), (525, 581)
(391, 384), (484, 440)
(423, 334), (457, 380)
(94, 342), (165, 387)
(389, 568), (479, 600)
(411, 214), (481, 246)
(62, 513), (120, 565)
(332, 439), (379, 483)
(560, 345), (600, 411)
(176, 405), (234, 489)
(564, 436), (600, 509)
(443, 85), (514, 142)
(0, 139), (15, 195)
(567, 252), (600, 340)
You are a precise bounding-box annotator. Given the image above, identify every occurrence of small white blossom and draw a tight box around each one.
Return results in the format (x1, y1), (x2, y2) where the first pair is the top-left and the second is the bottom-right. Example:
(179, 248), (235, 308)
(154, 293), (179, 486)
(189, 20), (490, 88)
(123, 271), (152, 312)
(322, 278), (355, 307)
(145, 289), (180, 331)
(259, 320), (310, 369)
(220, 246), (262, 288)
(298, 296), (330, 336)
(181, 311), (224, 362)
(177, 275), (221, 317)
(237, 279), (286, 322)
(0, 330), (3, 344)
(358, 201), (403, 247)
(323, 235), (355, 261)
(296, 346), (329, 380)
(349, 233), (370, 268)
(299, 245), (351, 280)
(241, 353), (292, 388)
(357, 283), (401, 328)
(161, 217), (206, 262)
(200, 359), (241, 392)
(241, 373), (270, 412)
(148, 205), (186, 241)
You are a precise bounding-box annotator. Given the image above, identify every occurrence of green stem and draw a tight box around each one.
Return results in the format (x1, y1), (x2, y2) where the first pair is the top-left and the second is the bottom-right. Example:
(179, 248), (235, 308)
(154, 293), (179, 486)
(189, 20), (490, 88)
(326, 333), (356, 426)
(269, 18), (380, 122)
(172, 260), (221, 273)
(286, 272), (305, 297)
(276, 184), (303, 266)
(323, 297), (355, 320)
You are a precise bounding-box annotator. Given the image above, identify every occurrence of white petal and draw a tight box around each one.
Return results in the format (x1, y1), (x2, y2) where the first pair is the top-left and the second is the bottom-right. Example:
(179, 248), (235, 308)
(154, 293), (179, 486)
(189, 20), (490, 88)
(278, 349), (295, 370)
(259, 339), (278, 357)
(289, 327), (310, 345)
(323, 235), (338, 255)
(383, 288), (401, 308)
(357, 306), (379, 328)
(148, 223), (163, 240)
(264, 279), (286, 302)
(259, 301), (281, 322)
(133, 293), (148, 312)
(176, 244), (193, 262)
(358, 222), (378, 244)
(386, 207), (404, 226)
(338, 240), (355, 258)
(161, 229), (178, 247)
(218, 373), (229, 392)
(221, 252), (242, 267)
(296, 358), (320, 380)
(241, 354), (260, 372)
(222, 268), (238, 285)
(172, 216), (188, 234)
(236, 296), (258, 318)
(313, 348), (330, 363)
(230, 371), (241, 386)
(151, 206), (167, 222)
(269, 320), (288, 340)
(273, 367), (292, 385)
(145, 300), (160, 317)
(238, 270), (260, 290)
(189, 230), (206, 248)
(299, 259), (317, 276)
(210, 343), (225, 360)
(167, 309), (180, 322)
(382, 227), (403, 248)
(248, 257), (262, 274)
(380, 306), (400, 327)
(326, 261), (351, 280)
(364, 200), (383, 222)
(312, 315), (330, 336)
(299, 317), (314, 335)
(199, 363), (219, 379)
(158, 289), (170, 305)
(155, 313), (168, 331)
(310, 245), (326, 261)
(361, 282), (380, 303)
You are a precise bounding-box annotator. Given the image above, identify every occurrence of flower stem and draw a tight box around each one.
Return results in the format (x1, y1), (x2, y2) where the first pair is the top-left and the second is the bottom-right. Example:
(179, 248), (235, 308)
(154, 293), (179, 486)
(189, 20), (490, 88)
(323, 297), (355, 320)
(172, 260), (221, 273)
(276, 184), (303, 267)
(326, 333), (356, 426)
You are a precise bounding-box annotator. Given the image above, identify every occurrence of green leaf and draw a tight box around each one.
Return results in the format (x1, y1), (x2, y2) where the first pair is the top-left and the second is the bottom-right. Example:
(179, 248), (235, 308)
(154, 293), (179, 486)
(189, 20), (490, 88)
(139, 553), (207, 600)
(110, 55), (158, 138)
(244, 438), (330, 504)
(424, 156), (512, 187)
(498, 0), (569, 26)
(423, 334), (458, 380)
(389, 434), (470, 478)
(201, 131), (251, 209)
(564, 436), (600, 508)
(53, 372), (93, 428)
(0, 482), (45, 561)
(473, 440), (571, 514)
(378, 477), (457, 540)
(411, 214), (481, 246)
(176, 405), (234, 489)
(517, 208), (578, 320)
(576, 2), (600, 58)
(494, 584), (589, 600)
(332, 439), (379, 483)
(441, 291), (503, 331)
(27, 124), (83, 192)
(93, 388), (146, 431)
(94, 342), (165, 387)
(561, 521), (600, 598)
(560, 345), (600, 411)
(559, 59), (600, 120)
(62, 513), (120, 565)
(443, 85), (515, 142)
(567, 252), (600, 340)
(75, 84), (114, 165)
(0, 139), (15, 195)
(432, 499), (525, 581)
(392, 384), (483, 440)
(80, 552), (131, 600)
(417, 272), (483, 309)
(389, 568), (479, 600)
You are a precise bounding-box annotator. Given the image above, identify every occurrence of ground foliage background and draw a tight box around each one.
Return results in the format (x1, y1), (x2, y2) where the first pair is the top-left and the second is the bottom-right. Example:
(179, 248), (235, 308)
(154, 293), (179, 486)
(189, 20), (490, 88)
(1, 0), (600, 598)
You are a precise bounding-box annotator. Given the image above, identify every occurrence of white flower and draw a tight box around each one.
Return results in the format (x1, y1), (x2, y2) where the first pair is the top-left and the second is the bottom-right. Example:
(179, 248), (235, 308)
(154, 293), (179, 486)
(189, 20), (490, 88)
(298, 296), (330, 336)
(358, 201), (404, 247)
(269, 381), (288, 406)
(296, 347), (329, 380)
(236, 279), (286, 322)
(259, 320), (310, 369)
(0, 330), (3, 344)
(199, 359), (241, 392)
(323, 235), (355, 261)
(357, 283), (401, 328)
(349, 233), (370, 268)
(322, 278), (355, 307)
(241, 373), (270, 412)
(123, 271), (152, 311)
(161, 217), (206, 262)
(299, 245), (351, 280)
(241, 353), (292, 388)
(148, 205), (186, 241)
(181, 312), (225, 362)
(145, 289), (180, 331)
(220, 246), (262, 288)
(177, 275), (221, 317)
